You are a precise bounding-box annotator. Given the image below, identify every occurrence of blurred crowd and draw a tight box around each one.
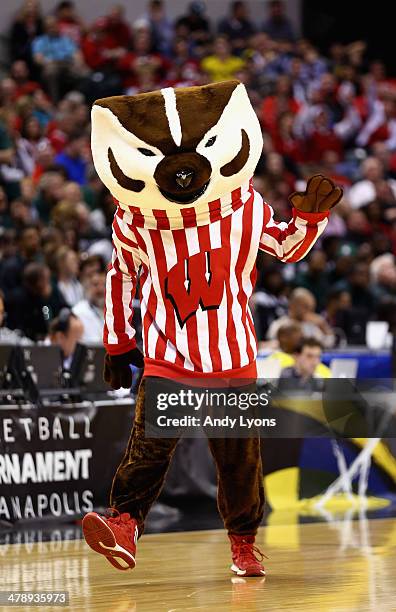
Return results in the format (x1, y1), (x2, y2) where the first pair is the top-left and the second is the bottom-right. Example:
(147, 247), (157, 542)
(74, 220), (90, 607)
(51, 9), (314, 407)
(1, 0), (396, 366)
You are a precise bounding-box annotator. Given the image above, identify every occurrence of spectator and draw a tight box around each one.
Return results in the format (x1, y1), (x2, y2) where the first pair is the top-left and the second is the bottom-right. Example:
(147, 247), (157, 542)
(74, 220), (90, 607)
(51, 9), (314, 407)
(16, 115), (49, 176)
(32, 16), (85, 102)
(0, 229), (17, 263)
(9, 0), (44, 68)
(201, 36), (245, 82)
(0, 187), (11, 229)
(54, 246), (83, 307)
(9, 198), (35, 230)
(252, 264), (288, 342)
(0, 288), (32, 344)
(323, 288), (352, 346)
(295, 251), (330, 312)
(279, 338), (328, 392)
(165, 38), (202, 87)
(348, 157), (396, 209)
(80, 19), (125, 101)
(118, 28), (170, 92)
(343, 209), (371, 250)
(262, 0), (295, 42)
(260, 75), (300, 139)
(54, 135), (89, 185)
(146, 0), (174, 57)
(0, 77), (18, 125)
(175, 1), (211, 44)
(47, 109), (76, 153)
(260, 321), (303, 369)
(0, 116), (24, 200)
(30, 88), (54, 129)
(267, 288), (335, 348)
(261, 324), (331, 378)
(51, 198), (92, 241)
(334, 263), (376, 343)
(11, 60), (40, 99)
(82, 18), (121, 71)
(105, 4), (132, 49)
(49, 307), (84, 370)
(258, 152), (296, 205)
(79, 255), (107, 287)
(55, 1), (84, 45)
(276, 322), (304, 358)
(0, 224), (42, 295)
(305, 106), (343, 163)
(5, 262), (67, 341)
(272, 111), (304, 164)
(218, 1), (255, 56)
(72, 271), (106, 343)
(370, 253), (396, 300)
(33, 171), (66, 223)
(356, 89), (396, 149)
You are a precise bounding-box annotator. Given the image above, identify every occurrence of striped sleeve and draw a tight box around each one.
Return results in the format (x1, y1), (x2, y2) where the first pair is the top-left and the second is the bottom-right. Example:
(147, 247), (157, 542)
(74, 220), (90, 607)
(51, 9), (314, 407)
(259, 202), (329, 263)
(103, 239), (141, 356)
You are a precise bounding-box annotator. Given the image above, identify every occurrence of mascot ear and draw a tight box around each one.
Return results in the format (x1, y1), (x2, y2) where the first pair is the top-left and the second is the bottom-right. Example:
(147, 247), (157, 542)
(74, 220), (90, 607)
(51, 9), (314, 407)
(90, 103), (118, 191)
(91, 103), (115, 153)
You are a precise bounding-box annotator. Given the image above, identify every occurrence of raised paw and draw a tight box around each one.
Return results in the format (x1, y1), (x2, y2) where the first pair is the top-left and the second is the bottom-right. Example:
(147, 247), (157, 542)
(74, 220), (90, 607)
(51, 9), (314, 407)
(289, 174), (343, 213)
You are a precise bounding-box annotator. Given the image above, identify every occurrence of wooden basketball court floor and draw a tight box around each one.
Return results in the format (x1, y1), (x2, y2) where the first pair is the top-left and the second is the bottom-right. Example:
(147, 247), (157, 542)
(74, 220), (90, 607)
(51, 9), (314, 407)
(1, 515), (396, 612)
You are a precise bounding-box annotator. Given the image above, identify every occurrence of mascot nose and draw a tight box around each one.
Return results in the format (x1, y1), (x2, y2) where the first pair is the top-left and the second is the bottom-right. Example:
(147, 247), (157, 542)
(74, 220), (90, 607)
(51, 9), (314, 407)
(175, 169), (194, 189)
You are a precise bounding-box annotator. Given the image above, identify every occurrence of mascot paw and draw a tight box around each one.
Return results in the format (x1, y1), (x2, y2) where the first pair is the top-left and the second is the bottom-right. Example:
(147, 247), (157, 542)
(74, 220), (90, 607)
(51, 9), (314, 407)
(103, 348), (144, 390)
(289, 174), (343, 213)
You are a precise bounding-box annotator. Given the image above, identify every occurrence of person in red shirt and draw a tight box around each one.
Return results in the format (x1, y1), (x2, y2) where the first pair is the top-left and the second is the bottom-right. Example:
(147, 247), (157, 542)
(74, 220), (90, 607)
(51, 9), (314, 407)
(47, 111), (76, 153)
(260, 75), (300, 138)
(104, 4), (132, 49)
(118, 28), (170, 92)
(82, 18), (125, 71)
(272, 111), (304, 164)
(11, 60), (40, 99)
(55, 0), (84, 46)
(305, 107), (343, 163)
(164, 37), (201, 87)
(82, 6), (132, 73)
(31, 141), (56, 184)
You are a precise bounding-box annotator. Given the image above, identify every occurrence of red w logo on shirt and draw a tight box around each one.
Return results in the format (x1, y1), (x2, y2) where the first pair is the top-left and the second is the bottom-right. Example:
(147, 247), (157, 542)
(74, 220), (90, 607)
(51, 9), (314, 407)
(165, 249), (226, 327)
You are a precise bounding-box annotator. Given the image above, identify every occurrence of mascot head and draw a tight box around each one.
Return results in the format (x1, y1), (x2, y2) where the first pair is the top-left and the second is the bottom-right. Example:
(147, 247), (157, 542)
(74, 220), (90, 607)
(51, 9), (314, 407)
(91, 80), (263, 217)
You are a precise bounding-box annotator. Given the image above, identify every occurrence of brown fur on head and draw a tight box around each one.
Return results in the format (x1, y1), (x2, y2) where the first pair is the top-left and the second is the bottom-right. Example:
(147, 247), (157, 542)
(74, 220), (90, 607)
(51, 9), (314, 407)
(91, 81), (263, 215)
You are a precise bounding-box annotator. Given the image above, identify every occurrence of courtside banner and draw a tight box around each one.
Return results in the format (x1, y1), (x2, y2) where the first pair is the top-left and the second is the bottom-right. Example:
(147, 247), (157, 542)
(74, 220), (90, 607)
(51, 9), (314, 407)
(0, 402), (133, 524)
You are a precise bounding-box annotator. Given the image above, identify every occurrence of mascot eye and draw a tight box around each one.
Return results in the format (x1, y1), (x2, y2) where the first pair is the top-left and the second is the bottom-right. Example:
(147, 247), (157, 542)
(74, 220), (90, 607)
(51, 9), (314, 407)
(138, 147), (156, 157)
(205, 136), (217, 147)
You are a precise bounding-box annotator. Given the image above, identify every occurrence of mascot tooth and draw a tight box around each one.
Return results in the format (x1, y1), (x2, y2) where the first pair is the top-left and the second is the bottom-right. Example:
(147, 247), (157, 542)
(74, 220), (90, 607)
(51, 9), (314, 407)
(83, 80), (343, 576)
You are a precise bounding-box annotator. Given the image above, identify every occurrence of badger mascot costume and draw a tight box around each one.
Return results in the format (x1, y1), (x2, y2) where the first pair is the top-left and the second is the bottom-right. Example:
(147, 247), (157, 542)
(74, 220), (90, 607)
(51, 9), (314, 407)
(82, 80), (342, 576)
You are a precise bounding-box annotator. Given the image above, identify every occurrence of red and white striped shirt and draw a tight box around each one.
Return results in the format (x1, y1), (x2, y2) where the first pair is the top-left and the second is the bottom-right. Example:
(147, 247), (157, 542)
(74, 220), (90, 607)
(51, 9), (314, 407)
(104, 183), (329, 379)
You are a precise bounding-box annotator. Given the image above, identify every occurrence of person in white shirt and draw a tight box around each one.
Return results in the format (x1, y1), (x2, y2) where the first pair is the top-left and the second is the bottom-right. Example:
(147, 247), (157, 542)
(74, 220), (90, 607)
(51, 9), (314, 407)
(72, 271), (106, 344)
(348, 157), (396, 209)
(56, 245), (84, 307)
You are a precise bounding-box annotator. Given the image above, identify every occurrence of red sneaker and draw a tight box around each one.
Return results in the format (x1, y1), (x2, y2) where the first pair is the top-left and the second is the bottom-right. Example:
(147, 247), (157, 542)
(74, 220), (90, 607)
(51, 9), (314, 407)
(82, 509), (138, 571)
(229, 535), (266, 577)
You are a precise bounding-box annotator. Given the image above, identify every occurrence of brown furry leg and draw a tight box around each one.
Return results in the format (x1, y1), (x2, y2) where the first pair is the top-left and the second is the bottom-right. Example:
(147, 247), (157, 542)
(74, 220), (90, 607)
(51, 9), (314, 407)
(109, 379), (179, 532)
(208, 437), (265, 535)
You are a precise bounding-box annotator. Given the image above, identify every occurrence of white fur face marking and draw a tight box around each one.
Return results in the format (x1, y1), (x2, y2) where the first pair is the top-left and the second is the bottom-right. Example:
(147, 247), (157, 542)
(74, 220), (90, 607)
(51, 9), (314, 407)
(161, 87), (182, 147)
(195, 84), (263, 197)
(91, 104), (164, 207)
